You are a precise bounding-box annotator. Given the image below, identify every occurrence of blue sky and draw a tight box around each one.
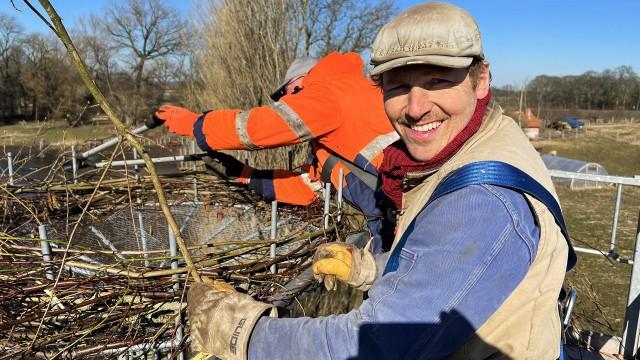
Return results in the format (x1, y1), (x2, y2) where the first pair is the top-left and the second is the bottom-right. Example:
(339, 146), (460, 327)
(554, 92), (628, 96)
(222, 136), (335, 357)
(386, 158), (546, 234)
(2, 0), (638, 87)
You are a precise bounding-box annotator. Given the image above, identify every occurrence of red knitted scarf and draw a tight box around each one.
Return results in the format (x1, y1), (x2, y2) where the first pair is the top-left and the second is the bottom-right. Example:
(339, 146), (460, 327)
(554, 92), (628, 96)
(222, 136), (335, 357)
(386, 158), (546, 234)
(380, 90), (492, 209)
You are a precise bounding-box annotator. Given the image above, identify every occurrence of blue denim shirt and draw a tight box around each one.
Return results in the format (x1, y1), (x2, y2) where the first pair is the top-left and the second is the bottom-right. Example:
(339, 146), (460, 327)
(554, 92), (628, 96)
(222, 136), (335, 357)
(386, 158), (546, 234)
(248, 184), (540, 359)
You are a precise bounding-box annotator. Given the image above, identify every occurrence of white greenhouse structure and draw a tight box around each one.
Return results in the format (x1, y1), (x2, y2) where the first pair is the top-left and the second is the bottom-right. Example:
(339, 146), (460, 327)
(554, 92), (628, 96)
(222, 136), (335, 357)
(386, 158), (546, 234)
(542, 155), (609, 190)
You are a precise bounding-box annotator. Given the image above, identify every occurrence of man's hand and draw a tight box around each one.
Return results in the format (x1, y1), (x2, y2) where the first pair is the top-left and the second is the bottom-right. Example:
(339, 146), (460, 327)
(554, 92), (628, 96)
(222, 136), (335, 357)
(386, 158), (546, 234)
(188, 282), (276, 360)
(202, 152), (251, 183)
(312, 242), (376, 291)
(153, 105), (199, 136)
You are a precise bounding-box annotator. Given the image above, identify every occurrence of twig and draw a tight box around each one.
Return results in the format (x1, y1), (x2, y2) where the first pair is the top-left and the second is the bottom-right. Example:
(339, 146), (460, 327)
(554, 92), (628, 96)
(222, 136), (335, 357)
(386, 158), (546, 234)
(35, 0), (201, 284)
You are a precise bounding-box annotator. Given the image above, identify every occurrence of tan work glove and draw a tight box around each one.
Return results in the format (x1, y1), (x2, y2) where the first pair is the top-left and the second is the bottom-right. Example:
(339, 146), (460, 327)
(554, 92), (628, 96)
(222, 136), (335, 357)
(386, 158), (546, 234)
(188, 280), (277, 360)
(312, 242), (376, 291)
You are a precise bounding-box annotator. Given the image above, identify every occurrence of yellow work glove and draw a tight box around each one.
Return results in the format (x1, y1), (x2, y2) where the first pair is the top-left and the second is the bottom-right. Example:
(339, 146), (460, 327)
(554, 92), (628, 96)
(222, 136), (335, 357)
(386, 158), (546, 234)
(312, 242), (376, 291)
(188, 281), (277, 360)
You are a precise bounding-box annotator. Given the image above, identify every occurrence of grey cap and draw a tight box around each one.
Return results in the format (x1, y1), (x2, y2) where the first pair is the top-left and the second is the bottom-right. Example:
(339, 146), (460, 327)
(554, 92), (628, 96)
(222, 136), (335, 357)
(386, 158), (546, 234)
(370, 2), (484, 75)
(270, 57), (318, 100)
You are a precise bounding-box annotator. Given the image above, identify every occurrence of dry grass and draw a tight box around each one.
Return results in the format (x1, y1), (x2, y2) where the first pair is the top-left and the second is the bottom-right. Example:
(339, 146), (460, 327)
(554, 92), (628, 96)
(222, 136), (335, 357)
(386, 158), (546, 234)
(0, 121), (130, 146)
(534, 123), (640, 336)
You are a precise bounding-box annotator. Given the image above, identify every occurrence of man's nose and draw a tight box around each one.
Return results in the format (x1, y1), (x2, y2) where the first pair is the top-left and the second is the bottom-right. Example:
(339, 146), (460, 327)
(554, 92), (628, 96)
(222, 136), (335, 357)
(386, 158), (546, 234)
(406, 87), (433, 122)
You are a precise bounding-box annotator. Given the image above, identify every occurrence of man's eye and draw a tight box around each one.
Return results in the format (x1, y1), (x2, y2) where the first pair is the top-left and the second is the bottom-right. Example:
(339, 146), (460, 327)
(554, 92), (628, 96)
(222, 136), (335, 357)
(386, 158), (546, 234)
(385, 84), (409, 92)
(429, 78), (451, 86)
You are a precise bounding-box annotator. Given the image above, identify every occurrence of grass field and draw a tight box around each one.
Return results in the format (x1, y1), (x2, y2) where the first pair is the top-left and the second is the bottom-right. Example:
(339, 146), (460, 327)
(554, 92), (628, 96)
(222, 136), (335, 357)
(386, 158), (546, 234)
(0, 120), (169, 147)
(535, 123), (640, 336)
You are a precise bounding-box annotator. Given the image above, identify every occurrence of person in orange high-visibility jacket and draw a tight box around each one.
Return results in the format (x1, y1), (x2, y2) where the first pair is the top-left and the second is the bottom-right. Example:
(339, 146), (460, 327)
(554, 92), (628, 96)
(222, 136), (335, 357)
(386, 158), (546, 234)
(154, 52), (399, 253)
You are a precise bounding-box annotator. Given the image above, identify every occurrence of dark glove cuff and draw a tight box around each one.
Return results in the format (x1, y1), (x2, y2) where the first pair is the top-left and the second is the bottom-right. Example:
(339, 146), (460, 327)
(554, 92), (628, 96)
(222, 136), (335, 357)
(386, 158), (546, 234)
(248, 170), (276, 202)
(193, 111), (212, 152)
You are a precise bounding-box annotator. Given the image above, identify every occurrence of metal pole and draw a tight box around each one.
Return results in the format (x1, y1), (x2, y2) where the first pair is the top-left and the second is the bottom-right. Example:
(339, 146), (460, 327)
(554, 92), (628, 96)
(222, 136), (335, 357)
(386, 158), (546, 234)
(79, 124), (151, 159)
(191, 140), (198, 202)
(94, 154), (204, 168)
(270, 201), (277, 274)
(337, 168), (343, 223)
(173, 325), (184, 360)
(610, 184), (624, 252)
(7, 152), (13, 185)
(167, 226), (184, 360)
(138, 211), (149, 267)
(71, 145), (78, 183)
(621, 210), (640, 358)
(133, 147), (140, 182)
(324, 182), (331, 229)
(39, 224), (54, 281)
(287, 149), (293, 171)
(168, 227), (179, 288)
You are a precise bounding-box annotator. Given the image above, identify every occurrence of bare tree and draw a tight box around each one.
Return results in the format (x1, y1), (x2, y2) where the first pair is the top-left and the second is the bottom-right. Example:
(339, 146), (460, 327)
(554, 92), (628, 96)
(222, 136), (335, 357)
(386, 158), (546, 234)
(294, 0), (395, 55)
(90, 0), (187, 124)
(191, 0), (395, 110)
(0, 13), (24, 119)
(75, 16), (117, 85)
(21, 33), (84, 122)
(101, 0), (186, 91)
(191, 0), (291, 110)
(0, 13), (22, 72)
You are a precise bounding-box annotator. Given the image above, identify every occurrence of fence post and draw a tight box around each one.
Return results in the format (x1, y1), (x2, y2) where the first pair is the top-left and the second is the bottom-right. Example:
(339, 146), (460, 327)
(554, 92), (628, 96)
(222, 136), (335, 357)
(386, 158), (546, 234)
(621, 209), (640, 358)
(610, 184), (624, 253)
(7, 152), (13, 185)
(191, 140), (198, 202)
(138, 211), (149, 267)
(270, 200), (278, 274)
(324, 182), (331, 229)
(39, 224), (54, 281)
(167, 227), (184, 360)
(71, 145), (78, 183)
(133, 148), (140, 182)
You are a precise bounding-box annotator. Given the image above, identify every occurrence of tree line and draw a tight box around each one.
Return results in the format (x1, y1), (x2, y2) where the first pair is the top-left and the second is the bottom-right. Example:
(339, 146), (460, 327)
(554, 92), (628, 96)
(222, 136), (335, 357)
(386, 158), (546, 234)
(495, 66), (640, 112)
(5, 0), (635, 127)
(0, 0), (189, 125)
(0, 0), (395, 126)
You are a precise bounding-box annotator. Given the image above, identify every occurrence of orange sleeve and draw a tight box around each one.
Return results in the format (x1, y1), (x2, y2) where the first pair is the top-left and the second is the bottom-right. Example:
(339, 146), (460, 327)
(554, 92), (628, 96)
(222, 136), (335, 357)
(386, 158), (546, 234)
(248, 168), (321, 206)
(272, 170), (321, 206)
(196, 84), (343, 151)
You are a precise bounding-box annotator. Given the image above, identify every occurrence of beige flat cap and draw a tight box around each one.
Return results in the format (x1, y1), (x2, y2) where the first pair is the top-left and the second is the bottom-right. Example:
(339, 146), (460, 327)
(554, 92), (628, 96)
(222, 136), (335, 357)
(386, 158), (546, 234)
(370, 2), (484, 75)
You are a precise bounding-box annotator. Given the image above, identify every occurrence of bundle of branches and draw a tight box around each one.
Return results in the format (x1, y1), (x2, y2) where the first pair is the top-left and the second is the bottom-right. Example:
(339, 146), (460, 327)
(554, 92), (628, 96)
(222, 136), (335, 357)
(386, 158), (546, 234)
(3, 172), (267, 226)
(0, 1), (364, 356)
(1, 172), (351, 358)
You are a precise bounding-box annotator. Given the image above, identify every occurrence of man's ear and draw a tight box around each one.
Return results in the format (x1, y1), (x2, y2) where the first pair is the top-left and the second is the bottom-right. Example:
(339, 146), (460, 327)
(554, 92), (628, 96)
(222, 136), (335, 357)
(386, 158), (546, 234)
(476, 61), (491, 99)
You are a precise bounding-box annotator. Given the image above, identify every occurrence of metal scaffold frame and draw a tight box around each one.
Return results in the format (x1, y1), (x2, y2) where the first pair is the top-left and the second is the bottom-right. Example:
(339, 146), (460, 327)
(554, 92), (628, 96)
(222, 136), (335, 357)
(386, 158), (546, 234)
(549, 170), (640, 357)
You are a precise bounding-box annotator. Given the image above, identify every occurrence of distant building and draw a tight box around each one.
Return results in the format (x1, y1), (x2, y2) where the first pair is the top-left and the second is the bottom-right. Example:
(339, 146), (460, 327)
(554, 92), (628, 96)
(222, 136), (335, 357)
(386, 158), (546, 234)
(513, 108), (541, 140)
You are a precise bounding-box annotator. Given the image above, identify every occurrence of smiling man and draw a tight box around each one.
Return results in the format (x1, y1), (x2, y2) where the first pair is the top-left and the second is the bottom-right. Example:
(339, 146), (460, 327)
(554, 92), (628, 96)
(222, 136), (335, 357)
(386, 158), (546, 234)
(187, 3), (573, 359)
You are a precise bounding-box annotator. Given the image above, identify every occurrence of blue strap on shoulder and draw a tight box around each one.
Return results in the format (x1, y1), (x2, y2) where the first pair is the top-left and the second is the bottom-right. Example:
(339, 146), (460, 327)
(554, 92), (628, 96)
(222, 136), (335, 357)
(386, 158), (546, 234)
(383, 161), (577, 275)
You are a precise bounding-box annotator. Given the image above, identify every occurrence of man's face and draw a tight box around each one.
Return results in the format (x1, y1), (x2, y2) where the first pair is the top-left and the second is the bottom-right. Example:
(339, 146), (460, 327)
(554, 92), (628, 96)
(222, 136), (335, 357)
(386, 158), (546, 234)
(382, 63), (489, 162)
